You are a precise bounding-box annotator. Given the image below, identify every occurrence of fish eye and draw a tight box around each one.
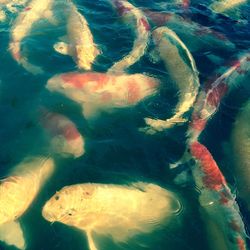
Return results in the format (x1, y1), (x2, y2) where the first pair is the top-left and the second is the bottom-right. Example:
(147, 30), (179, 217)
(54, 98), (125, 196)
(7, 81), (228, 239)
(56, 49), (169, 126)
(55, 195), (60, 200)
(68, 213), (72, 216)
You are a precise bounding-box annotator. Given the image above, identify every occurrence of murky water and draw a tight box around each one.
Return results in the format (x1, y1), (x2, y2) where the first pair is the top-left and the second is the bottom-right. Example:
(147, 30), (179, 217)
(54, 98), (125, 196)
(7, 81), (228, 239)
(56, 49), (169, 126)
(0, 0), (249, 250)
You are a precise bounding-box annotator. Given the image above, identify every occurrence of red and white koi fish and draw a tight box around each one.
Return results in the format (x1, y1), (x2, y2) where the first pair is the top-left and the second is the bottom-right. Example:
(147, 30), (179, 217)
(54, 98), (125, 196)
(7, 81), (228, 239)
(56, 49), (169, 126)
(9, 0), (56, 74)
(107, 0), (150, 73)
(209, 0), (247, 19)
(40, 109), (85, 158)
(189, 142), (247, 250)
(188, 52), (250, 142)
(54, 0), (100, 71)
(46, 72), (159, 120)
(143, 10), (235, 53)
(140, 26), (200, 134)
(0, 156), (54, 249)
(229, 100), (250, 209)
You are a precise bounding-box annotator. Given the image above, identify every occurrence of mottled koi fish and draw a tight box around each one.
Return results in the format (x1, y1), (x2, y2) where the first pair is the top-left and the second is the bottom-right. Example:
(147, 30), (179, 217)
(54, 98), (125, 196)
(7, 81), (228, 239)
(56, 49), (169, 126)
(140, 26), (200, 134)
(190, 142), (247, 250)
(143, 10), (235, 53)
(42, 182), (181, 250)
(39, 108), (85, 158)
(108, 0), (150, 73)
(46, 72), (159, 120)
(54, 0), (100, 71)
(9, 0), (56, 74)
(0, 157), (54, 249)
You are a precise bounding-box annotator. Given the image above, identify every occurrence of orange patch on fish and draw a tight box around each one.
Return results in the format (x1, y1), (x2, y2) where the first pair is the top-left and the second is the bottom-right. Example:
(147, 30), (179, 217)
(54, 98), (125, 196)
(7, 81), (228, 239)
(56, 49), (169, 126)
(62, 124), (80, 141)
(140, 18), (150, 31)
(127, 81), (140, 104)
(190, 142), (226, 190)
(206, 82), (228, 107)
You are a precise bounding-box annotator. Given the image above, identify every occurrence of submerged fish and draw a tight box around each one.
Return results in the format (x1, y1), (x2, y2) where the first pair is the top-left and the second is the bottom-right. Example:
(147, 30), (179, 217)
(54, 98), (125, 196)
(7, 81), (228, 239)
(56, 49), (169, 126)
(0, 156), (54, 249)
(42, 182), (181, 250)
(143, 10), (235, 54)
(54, 0), (100, 70)
(39, 109), (85, 158)
(46, 72), (159, 120)
(141, 26), (200, 134)
(209, 0), (248, 19)
(9, 0), (56, 74)
(190, 142), (247, 250)
(230, 100), (250, 209)
(108, 0), (150, 73)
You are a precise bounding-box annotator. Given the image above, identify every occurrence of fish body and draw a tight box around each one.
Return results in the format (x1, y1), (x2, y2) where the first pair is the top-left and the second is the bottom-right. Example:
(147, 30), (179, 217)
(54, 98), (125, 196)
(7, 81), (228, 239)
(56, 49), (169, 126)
(54, 1), (100, 70)
(42, 182), (181, 250)
(0, 156), (54, 249)
(143, 10), (235, 53)
(9, 0), (55, 74)
(40, 109), (85, 158)
(141, 26), (200, 134)
(190, 142), (247, 250)
(230, 100), (250, 209)
(46, 72), (159, 119)
(108, 0), (150, 73)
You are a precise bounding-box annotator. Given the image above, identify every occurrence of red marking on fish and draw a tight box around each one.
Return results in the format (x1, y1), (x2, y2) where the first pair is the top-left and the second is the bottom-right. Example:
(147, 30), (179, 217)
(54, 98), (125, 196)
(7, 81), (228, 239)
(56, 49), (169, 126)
(127, 81), (140, 104)
(24, 7), (32, 11)
(206, 82), (228, 107)
(62, 124), (80, 141)
(204, 75), (220, 92)
(101, 92), (113, 103)
(140, 18), (150, 31)
(237, 238), (246, 250)
(190, 115), (207, 131)
(190, 142), (226, 190)
(144, 10), (172, 26)
(182, 0), (190, 9)
(113, 0), (132, 16)
(219, 190), (230, 204)
(61, 73), (108, 90)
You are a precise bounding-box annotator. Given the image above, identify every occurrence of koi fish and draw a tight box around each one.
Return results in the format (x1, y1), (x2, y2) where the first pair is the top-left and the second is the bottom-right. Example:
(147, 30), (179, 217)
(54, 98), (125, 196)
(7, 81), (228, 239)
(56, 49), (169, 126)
(46, 72), (159, 120)
(108, 0), (150, 73)
(230, 100), (250, 209)
(39, 109), (85, 158)
(143, 10), (235, 53)
(0, 156), (54, 249)
(54, 0), (100, 71)
(9, 0), (56, 74)
(42, 182), (181, 250)
(189, 141), (247, 250)
(141, 26), (200, 134)
(209, 0), (247, 19)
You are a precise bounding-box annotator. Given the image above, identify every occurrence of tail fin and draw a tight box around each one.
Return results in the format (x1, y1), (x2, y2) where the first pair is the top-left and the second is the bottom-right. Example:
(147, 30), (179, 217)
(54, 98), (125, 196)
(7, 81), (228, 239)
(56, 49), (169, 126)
(0, 221), (26, 250)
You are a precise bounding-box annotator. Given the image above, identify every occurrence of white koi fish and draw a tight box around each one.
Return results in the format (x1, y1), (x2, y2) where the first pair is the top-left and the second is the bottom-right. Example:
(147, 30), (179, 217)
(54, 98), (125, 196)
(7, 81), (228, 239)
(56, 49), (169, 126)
(46, 72), (159, 120)
(9, 0), (56, 74)
(0, 156), (54, 249)
(143, 10), (235, 53)
(108, 0), (150, 73)
(39, 108), (85, 158)
(230, 100), (250, 209)
(54, 0), (100, 71)
(42, 182), (181, 250)
(141, 27), (200, 134)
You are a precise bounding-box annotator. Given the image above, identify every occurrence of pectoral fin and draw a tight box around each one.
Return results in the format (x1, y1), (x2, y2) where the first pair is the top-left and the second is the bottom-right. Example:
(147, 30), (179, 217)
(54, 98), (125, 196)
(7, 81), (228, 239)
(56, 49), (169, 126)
(0, 221), (26, 250)
(82, 103), (99, 120)
(86, 230), (98, 250)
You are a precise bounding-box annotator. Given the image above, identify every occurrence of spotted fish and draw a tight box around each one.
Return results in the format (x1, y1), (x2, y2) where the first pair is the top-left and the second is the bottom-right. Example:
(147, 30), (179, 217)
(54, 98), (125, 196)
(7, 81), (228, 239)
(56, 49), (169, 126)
(42, 182), (181, 250)
(46, 72), (159, 120)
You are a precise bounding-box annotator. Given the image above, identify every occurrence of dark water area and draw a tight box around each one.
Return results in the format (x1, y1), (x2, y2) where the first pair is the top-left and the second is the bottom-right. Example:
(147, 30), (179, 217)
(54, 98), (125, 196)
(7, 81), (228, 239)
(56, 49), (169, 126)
(0, 0), (249, 250)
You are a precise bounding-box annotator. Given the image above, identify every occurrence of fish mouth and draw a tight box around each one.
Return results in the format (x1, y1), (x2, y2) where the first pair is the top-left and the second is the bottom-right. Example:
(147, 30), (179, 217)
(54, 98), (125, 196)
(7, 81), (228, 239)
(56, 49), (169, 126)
(42, 206), (56, 222)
